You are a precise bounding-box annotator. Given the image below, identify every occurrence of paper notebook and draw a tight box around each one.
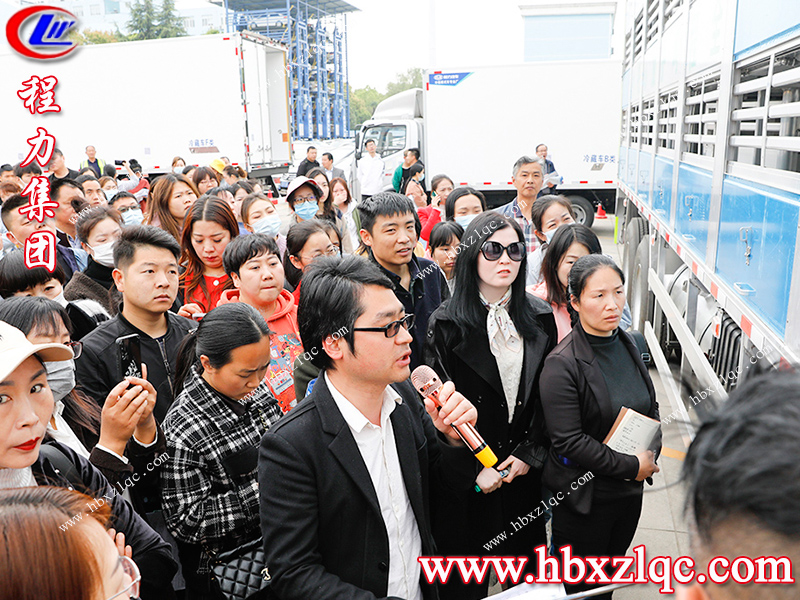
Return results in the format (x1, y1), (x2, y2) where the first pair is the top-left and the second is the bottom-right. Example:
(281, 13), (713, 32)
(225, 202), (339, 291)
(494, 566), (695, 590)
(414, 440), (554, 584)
(602, 407), (660, 455)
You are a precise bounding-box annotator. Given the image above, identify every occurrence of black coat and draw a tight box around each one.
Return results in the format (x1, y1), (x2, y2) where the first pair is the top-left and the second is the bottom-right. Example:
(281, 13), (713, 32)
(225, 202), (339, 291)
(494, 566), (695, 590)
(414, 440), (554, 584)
(539, 321), (661, 515)
(75, 310), (195, 423)
(33, 441), (177, 599)
(423, 294), (557, 557)
(258, 376), (475, 600)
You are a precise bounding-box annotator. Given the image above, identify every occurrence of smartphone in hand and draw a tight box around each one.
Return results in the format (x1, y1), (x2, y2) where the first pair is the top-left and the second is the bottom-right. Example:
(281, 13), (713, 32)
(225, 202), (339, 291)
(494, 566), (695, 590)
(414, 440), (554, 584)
(116, 334), (143, 380)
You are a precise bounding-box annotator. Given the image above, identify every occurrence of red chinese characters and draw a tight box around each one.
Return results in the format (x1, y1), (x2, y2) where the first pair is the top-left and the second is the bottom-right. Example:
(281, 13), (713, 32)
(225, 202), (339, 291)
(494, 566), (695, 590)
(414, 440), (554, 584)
(24, 230), (57, 272)
(20, 176), (58, 221)
(17, 76), (61, 115)
(21, 126), (56, 168)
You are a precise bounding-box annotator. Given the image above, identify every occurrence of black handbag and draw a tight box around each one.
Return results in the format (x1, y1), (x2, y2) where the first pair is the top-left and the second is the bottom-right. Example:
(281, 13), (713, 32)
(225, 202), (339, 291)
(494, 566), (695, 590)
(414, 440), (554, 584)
(210, 537), (271, 600)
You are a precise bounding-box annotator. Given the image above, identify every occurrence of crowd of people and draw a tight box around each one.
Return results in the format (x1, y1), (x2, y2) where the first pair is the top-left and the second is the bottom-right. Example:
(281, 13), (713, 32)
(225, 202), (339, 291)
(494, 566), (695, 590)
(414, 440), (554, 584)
(0, 145), (795, 600)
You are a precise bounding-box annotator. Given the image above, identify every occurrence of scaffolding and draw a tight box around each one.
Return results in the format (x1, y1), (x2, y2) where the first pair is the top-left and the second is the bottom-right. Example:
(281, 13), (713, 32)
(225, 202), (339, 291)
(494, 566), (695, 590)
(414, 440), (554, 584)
(212, 0), (356, 140)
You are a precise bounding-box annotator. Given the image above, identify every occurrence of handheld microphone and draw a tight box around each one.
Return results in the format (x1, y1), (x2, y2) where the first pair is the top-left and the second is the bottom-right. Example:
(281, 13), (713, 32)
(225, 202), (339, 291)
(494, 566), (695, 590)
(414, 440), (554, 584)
(410, 365), (501, 470)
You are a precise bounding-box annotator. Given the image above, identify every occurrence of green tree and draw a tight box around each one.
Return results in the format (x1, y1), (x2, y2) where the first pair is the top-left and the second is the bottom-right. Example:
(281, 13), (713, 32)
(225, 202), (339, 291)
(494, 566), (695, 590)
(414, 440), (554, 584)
(126, 0), (158, 40)
(71, 28), (127, 45)
(385, 67), (424, 97)
(349, 85), (385, 129)
(155, 0), (186, 38)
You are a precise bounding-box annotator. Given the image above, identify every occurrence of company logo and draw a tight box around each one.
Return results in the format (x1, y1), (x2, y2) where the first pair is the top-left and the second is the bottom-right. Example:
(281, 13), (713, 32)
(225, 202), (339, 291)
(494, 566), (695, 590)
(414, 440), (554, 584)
(428, 72), (473, 87)
(6, 6), (79, 60)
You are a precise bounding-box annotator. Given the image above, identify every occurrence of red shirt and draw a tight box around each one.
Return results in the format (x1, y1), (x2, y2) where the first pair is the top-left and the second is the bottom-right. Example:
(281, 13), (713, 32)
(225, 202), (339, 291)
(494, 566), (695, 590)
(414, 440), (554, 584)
(185, 273), (230, 312)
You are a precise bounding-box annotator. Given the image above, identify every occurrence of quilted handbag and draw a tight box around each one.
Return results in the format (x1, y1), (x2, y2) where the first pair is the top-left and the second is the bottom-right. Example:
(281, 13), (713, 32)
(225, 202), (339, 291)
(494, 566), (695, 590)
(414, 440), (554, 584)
(211, 537), (271, 600)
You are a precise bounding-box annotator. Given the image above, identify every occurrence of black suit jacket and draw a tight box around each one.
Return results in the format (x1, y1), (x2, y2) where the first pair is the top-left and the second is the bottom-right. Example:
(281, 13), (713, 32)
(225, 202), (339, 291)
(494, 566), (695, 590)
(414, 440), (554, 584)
(539, 322), (661, 514)
(423, 295), (557, 556)
(258, 375), (474, 600)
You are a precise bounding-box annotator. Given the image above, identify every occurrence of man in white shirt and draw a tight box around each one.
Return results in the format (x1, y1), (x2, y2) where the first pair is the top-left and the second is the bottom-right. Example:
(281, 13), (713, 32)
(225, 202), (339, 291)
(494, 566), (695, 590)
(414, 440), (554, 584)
(358, 139), (385, 200)
(259, 255), (478, 600)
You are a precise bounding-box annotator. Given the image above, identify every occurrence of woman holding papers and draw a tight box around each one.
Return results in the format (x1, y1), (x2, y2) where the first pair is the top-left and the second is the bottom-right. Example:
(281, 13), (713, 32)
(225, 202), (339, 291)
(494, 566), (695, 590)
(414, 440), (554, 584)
(539, 254), (661, 599)
(425, 211), (557, 600)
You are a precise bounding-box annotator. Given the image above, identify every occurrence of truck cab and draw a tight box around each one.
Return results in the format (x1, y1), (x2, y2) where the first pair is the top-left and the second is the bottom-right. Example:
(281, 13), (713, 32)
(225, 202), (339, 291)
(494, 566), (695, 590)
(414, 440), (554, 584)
(353, 89), (424, 195)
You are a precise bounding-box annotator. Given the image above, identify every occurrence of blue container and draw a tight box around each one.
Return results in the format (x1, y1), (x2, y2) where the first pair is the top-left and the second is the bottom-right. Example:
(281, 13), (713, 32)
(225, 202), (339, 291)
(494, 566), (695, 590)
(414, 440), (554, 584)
(618, 146), (628, 186)
(637, 150), (653, 205)
(627, 146), (637, 187)
(715, 176), (799, 336)
(675, 163), (712, 260)
(653, 155), (674, 224)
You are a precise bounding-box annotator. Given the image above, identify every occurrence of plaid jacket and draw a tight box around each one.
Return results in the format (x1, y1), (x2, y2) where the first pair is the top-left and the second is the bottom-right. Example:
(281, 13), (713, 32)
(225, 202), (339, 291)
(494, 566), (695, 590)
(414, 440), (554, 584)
(161, 365), (282, 573)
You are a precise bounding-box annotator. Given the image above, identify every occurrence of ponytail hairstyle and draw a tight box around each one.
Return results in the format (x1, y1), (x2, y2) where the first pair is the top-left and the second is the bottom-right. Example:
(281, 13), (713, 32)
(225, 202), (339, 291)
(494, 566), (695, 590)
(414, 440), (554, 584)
(179, 196), (239, 311)
(566, 254), (625, 326)
(541, 224), (602, 307)
(173, 303), (271, 391)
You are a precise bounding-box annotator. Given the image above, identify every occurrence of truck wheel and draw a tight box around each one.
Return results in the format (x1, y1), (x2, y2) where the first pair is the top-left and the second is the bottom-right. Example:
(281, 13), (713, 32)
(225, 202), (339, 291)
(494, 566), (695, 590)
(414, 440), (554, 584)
(629, 236), (653, 333)
(567, 195), (594, 228)
(622, 217), (647, 297)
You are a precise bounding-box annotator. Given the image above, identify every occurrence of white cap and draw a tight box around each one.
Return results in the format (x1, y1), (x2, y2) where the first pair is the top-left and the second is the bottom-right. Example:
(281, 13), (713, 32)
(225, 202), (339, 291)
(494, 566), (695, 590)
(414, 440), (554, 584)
(0, 321), (73, 382)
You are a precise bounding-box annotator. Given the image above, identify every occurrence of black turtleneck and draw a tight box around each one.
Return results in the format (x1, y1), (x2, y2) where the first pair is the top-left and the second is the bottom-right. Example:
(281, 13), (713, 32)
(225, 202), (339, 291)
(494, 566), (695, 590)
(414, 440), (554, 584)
(585, 329), (650, 418)
(83, 256), (115, 290)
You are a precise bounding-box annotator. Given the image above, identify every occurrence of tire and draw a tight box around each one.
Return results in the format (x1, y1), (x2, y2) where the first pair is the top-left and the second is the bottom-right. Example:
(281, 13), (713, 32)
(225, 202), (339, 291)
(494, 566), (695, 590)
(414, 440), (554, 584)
(622, 217), (647, 298)
(629, 236), (653, 333)
(567, 195), (595, 228)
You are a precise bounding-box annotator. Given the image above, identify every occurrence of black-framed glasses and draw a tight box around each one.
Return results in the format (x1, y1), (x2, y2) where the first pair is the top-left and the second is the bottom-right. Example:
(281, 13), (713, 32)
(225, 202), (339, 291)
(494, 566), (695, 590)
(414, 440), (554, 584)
(480, 240), (525, 262)
(353, 314), (415, 338)
(67, 340), (82, 359)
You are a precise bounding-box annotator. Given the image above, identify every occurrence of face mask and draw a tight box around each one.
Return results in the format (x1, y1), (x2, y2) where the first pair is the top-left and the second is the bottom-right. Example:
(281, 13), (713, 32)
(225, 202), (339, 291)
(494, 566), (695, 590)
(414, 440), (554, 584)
(89, 240), (116, 268)
(104, 188), (118, 201)
(173, 166), (184, 174)
(294, 201), (318, 221)
(252, 214), (282, 237)
(544, 226), (559, 244)
(53, 290), (68, 308)
(45, 359), (76, 402)
(122, 208), (144, 226)
(455, 214), (476, 229)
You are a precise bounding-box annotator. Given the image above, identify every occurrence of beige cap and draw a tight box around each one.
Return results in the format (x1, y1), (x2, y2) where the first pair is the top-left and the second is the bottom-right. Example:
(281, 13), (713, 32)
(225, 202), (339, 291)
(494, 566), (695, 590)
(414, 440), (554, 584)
(0, 321), (73, 382)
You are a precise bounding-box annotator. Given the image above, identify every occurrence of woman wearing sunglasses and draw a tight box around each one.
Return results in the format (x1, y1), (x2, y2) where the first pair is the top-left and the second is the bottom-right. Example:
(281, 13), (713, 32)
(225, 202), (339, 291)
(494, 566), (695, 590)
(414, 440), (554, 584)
(424, 211), (557, 600)
(0, 486), (142, 600)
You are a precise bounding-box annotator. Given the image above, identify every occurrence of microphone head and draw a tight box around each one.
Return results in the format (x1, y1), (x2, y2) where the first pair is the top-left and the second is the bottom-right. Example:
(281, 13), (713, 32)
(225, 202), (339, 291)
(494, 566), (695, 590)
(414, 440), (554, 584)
(410, 365), (442, 397)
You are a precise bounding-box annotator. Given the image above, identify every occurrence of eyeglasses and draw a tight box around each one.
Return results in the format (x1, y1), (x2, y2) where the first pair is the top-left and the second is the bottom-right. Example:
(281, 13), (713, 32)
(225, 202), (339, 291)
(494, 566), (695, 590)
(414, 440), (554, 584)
(105, 556), (141, 600)
(66, 340), (82, 359)
(294, 197), (318, 205)
(116, 205), (139, 214)
(353, 314), (415, 338)
(480, 241), (525, 262)
(301, 245), (340, 260)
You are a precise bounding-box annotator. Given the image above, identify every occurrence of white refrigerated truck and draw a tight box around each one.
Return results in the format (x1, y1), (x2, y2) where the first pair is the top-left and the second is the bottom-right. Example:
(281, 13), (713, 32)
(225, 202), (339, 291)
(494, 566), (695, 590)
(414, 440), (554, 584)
(1, 32), (292, 187)
(354, 59), (622, 227)
(618, 0), (800, 432)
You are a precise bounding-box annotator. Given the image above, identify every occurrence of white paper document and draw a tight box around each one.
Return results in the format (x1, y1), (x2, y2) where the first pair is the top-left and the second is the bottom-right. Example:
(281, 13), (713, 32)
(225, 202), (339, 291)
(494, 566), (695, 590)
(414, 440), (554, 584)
(603, 407), (660, 455)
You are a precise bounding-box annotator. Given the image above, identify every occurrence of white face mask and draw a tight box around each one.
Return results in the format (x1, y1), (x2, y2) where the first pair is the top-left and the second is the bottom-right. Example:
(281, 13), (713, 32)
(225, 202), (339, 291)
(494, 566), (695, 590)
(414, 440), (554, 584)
(252, 214), (282, 237)
(173, 166), (184, 174)
(89, 240), (116, 268)
(44, 359), (76, 403)
(53, 290), (68, 308)
(544, 226), (559, 244)
(104, 188), (118, 202)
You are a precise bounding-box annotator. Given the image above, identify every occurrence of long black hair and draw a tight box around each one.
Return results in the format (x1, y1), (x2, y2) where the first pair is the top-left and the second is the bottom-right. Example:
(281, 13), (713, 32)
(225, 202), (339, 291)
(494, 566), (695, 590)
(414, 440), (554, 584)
(447, 211), (540, 338)
(0, 296), (100, 436)
(541, 224), (602, 307)
(173, 302), (271, 391)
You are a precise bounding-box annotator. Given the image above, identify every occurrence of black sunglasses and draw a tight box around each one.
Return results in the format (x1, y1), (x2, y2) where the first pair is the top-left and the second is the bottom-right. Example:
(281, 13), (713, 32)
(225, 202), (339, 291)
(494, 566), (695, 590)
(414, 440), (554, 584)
(353, 314), (415, 338)
(480, 241), (525, 262)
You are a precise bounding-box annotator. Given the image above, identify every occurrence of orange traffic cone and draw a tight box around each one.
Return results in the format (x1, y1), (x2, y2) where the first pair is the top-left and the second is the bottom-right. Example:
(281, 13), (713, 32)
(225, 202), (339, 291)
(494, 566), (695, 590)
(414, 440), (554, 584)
(596, 204), (608, 219)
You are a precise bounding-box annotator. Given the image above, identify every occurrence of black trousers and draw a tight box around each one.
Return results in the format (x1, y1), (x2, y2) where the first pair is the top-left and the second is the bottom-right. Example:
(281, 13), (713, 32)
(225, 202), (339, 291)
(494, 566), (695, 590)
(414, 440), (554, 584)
(552, 491), (643, 600)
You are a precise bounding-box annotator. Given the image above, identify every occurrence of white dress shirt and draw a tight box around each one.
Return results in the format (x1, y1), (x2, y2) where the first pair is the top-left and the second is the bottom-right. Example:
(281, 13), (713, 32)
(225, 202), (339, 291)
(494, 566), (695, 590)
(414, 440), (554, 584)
(326, 373), (424, 600)
(358, 153), (385, 196)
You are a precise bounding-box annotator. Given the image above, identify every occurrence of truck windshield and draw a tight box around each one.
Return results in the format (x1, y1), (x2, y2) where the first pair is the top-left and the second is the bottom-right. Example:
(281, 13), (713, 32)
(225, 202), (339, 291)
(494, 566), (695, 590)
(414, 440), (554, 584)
(362, 125), (407, 158)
